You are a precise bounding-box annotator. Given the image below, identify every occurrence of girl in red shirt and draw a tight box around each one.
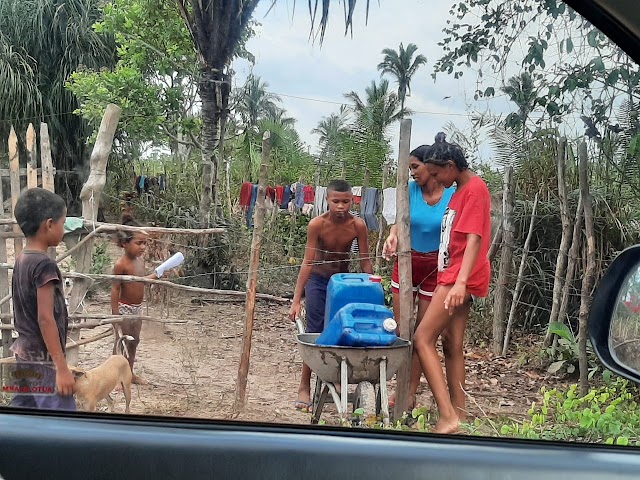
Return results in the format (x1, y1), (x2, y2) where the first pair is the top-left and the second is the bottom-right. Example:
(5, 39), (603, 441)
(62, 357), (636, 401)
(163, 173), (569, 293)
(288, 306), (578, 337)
(413, 133), (491, 434)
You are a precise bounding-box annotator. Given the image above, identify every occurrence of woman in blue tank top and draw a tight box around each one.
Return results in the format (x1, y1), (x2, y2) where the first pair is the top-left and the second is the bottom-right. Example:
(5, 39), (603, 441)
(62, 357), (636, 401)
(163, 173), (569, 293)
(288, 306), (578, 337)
(383, 139), (455, 409)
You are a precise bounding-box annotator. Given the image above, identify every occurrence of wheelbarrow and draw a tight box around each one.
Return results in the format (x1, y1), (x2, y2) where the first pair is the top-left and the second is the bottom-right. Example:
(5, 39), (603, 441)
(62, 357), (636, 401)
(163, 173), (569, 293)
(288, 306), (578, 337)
(295, 319), (411, 427)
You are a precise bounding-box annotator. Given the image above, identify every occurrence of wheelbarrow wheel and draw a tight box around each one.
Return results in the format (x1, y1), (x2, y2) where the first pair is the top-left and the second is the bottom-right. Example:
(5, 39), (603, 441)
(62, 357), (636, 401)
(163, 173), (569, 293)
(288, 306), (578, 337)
(353, 381), (376, 424)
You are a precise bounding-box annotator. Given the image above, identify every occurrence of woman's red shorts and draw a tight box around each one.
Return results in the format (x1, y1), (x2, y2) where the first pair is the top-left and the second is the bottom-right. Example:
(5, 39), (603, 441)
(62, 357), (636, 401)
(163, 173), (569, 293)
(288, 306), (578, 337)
(391, 250), (438, 300)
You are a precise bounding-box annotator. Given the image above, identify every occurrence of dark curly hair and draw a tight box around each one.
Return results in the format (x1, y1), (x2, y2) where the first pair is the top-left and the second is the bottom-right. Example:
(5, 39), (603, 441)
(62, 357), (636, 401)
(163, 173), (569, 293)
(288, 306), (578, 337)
(115, 213), (143, 247)
(422, 132), (469, 171)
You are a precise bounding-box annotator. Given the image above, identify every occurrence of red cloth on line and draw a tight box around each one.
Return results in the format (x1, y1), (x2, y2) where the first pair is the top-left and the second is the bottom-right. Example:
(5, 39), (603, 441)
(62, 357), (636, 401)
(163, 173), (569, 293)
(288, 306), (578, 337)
(239, 182), (253, 208)
(303, 185), (315, 203)
(275, 185), (284, 205)
(265, 186), (276, 202)
(352, 195), (362, 204)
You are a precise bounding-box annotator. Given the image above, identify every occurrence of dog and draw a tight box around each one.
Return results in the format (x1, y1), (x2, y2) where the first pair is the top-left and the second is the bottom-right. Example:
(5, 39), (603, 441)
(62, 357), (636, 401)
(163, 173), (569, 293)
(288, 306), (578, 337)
(71, 336), (133, 413)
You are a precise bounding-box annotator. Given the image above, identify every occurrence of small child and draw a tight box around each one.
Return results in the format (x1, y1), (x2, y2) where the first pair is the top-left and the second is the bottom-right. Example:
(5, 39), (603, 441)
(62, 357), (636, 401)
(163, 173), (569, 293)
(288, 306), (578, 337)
(11, 188), (75, 410)
(289, 179), (373, 412)
(111, 214), (156, 384)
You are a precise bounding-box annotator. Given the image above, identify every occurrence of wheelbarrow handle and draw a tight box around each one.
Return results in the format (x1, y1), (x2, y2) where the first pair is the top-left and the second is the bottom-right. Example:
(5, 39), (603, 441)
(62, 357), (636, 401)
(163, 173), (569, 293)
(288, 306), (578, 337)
(295, 319), (305, 335)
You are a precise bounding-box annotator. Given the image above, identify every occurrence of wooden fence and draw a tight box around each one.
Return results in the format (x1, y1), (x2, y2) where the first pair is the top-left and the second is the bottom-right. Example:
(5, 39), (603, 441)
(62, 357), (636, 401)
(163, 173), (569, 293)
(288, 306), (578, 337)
(1, 123), (57, 357)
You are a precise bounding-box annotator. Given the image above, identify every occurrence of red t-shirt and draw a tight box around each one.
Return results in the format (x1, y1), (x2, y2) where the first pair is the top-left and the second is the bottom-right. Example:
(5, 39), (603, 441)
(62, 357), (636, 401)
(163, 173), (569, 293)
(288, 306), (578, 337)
(437, 175), (492, 297)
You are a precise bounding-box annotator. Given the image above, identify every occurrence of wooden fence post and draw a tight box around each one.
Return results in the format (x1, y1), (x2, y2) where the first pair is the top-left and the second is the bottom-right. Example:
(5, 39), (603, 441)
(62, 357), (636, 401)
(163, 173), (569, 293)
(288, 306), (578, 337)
(393, 119), (413, 419)
(502, 193), (538, 355)
(234, 131), (271, 410)
(544, 138), (569, 347)
(0, 153), (9, 358)
(40, 123), (55, 192)
(578, 141), (596, 395)
(26, 124), (38, 189)
(492, 166), (515, 355)
(8, 127), (22, 258)
(67, 104), (121, 366)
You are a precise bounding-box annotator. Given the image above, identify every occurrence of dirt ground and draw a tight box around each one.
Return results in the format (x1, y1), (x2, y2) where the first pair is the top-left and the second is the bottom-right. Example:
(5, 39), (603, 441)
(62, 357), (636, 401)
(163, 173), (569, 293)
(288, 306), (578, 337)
(4, 239), (563, 430)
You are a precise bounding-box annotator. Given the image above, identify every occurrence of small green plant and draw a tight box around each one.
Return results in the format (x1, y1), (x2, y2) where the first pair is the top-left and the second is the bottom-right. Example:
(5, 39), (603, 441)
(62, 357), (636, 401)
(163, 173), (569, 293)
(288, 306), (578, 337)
(91, 241), (111, 275)
(546, 321), (598, 377)
(487, 376), (640, 445)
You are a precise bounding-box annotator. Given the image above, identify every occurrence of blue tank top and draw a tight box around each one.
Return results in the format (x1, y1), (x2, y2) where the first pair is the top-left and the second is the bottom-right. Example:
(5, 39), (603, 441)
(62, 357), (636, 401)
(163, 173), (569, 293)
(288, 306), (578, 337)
(409, 181), (455, 253)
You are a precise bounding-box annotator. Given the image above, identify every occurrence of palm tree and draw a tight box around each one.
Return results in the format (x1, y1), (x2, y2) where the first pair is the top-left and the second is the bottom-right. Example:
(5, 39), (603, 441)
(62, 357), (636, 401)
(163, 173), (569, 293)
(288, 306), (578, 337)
(312, 107), (348, 180)
(0, 0), (115, 178)
(174, 0), (373, 225)
(240, 75), (283, 129)
(345, 79), (407, 139)
(377, 42), (427, 112)
(501, 72), (537, 131)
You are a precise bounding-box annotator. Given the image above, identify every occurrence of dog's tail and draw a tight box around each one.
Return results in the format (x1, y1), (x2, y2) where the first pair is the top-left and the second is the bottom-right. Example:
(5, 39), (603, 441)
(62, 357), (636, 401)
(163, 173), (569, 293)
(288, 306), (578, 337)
(116, 334), (135, 358)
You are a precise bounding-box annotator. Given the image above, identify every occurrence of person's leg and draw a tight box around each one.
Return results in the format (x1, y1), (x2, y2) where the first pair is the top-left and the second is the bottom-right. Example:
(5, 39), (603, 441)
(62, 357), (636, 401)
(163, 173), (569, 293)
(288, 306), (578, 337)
(120, 318), (144, 384)
(407, 297), (430, 403)
(296, 274), (326, 411)
(413, 285), (465, 434)
(441, 301), (470, 421)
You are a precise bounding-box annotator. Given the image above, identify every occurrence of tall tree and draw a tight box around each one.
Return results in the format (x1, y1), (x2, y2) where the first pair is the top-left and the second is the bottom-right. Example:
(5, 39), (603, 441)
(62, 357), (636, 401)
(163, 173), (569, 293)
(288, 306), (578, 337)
(174, 0), (375, 225)
(501, 72), (537, 131)
(0, 0), (115, 175)
(239, 75), (283, 129)
(345, 79), (407, 138)
(377, 42), (427, 112)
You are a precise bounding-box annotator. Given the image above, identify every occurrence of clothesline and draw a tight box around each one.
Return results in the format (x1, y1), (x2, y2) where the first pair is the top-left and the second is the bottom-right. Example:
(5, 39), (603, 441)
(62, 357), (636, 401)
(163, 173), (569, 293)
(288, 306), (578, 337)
(238, 180), (401, 232)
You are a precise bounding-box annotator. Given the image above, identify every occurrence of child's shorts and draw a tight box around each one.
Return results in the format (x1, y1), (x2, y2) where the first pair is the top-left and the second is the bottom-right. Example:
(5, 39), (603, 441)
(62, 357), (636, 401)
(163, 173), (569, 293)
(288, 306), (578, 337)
(10, 359), (76, 411)
(118, 301), (143, 316)
(391, 250), (438, 300)
(304, 273), (330, 334)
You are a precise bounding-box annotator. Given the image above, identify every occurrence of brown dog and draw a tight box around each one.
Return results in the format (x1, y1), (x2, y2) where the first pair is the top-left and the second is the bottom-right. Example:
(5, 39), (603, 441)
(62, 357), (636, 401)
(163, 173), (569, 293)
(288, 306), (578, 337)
(72, 336), (133, 413)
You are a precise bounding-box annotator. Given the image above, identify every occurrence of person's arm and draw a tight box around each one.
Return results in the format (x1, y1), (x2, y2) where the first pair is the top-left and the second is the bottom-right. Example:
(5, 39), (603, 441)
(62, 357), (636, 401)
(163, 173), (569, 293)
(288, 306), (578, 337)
(382, 224), (398, 260)
(111, 262), (124, 315)
(444, 233), (482, 314)
(356, 219), (374, 274)
(289, 220), (321, 321)
(37, 282), (75, 396)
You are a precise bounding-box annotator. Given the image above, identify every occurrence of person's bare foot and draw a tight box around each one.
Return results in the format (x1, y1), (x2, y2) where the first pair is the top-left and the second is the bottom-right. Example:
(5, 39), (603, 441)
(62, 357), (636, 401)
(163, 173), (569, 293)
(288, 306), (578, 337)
(132, 374), (148, 385)
(388, 393), (416, 409)
(434, 416), (460, 434)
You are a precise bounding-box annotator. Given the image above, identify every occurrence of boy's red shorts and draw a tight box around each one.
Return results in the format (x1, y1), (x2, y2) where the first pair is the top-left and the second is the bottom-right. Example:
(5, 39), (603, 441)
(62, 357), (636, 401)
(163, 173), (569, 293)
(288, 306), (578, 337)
(391, 250), (438, 300)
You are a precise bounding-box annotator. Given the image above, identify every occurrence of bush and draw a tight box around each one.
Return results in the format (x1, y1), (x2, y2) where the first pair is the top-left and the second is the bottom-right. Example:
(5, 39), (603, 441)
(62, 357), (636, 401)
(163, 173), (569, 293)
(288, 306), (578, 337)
(467, 376), (640, 445)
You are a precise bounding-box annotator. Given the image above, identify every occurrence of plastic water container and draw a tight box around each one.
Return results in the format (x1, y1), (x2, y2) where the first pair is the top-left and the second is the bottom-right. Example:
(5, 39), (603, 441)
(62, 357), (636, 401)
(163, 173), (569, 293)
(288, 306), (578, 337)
(324, 273), (385, 329)
(316, 303), (397, 347)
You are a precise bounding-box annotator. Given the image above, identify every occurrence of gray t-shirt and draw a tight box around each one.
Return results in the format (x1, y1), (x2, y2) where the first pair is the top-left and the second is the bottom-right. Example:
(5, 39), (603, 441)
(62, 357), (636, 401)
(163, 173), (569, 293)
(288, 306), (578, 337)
(11, 250), (68, 361)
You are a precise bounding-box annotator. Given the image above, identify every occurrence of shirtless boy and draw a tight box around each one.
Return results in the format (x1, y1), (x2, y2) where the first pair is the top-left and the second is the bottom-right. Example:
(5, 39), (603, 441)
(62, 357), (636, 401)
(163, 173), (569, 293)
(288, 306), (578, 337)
(289, 179), (373, 412)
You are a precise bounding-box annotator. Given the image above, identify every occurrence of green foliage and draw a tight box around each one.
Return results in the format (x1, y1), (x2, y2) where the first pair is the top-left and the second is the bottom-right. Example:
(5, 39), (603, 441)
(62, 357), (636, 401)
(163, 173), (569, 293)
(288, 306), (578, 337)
(0, 0), (116, 171)
(481, 378), (640, 445)
(546, 322), (598, 377)
(67, 0), (200, 145)
(91, 240), (112, 275)
(377, 42), (427, 110)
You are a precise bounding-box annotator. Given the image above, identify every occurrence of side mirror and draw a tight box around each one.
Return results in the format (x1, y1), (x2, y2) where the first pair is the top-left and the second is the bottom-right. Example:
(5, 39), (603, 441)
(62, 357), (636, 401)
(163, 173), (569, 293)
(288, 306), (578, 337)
(589, 245), (640, 383)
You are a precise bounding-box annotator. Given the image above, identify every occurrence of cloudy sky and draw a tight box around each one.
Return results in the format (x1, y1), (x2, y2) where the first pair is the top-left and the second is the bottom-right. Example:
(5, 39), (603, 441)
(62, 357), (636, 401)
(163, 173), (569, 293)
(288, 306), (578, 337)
(232, 0), (517, 162)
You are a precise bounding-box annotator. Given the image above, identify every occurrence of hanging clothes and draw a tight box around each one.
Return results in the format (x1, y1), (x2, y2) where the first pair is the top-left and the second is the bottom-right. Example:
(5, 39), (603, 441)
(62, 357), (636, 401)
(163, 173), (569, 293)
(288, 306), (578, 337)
(361, 188), (380, 231)
(294, 182), (305, 210)
(382, 187), (397, 225)
(303, 185), (315, 203)
(352, 186), (363, 205)
(139, 175), (147, 191)
(314, 186), (328, 217)
(275, 185), (284, 205)
(134, 176), (142, 195)
(265, 186), (276, 202)
(350, 210), (360, 255)
(239, 182), (253, 208)
(158, 175), (166, 191)
(246, 184), (259, 229)
(302, 203), (314, 216)
(281, 185), (292, 209)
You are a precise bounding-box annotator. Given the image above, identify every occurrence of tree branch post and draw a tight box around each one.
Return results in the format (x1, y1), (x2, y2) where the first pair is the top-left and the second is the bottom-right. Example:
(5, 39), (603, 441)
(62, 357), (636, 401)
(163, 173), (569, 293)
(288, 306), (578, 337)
(393, 119), (413, 420)
(234, 131), (271, 411)
(67, 104), (121, 365)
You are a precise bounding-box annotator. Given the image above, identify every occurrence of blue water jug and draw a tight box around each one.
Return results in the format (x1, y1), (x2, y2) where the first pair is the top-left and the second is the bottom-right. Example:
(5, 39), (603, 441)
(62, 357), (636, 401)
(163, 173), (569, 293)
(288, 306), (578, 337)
(316, 303), (397, 347)
(324, 273), (385, 329)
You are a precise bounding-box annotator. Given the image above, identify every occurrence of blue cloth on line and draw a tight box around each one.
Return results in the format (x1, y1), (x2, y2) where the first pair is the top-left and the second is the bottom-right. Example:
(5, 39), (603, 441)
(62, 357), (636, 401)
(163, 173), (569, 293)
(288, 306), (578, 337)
(246, 184), (258, 229)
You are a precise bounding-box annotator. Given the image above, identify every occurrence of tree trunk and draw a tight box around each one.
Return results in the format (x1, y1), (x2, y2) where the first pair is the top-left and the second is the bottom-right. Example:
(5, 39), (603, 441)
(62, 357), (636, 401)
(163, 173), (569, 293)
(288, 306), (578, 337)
(198, 68), (222, 226)
(553, 195), (583, 356)
(492, 166), (515, 355)
(393, 119), (414, 420)
(503, 193), (538, 355)
(578, 142), (596, 395)
(544, 138), (570, 347)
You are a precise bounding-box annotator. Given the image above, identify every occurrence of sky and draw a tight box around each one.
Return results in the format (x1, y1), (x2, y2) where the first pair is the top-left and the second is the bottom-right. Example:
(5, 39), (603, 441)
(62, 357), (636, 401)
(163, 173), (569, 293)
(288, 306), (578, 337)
(231, 0), (515, 162)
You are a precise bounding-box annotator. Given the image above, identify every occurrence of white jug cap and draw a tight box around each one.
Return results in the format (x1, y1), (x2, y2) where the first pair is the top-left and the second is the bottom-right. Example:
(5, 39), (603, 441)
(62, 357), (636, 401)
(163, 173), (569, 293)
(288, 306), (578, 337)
(383, 318), (397, 333)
